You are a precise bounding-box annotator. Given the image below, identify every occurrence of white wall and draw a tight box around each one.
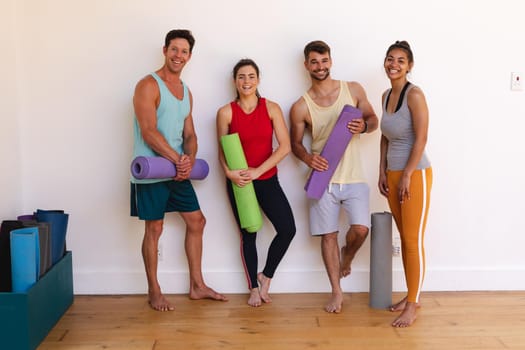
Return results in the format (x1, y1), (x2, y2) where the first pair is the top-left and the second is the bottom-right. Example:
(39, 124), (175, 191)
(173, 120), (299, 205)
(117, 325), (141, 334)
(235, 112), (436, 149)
(3, 0), (524, 294)
(0, 0), (21, 218)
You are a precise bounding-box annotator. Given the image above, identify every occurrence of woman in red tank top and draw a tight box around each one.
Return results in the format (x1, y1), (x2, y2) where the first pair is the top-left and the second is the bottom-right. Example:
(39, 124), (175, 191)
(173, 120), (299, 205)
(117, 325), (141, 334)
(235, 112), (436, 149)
(216, 59), (296, 307)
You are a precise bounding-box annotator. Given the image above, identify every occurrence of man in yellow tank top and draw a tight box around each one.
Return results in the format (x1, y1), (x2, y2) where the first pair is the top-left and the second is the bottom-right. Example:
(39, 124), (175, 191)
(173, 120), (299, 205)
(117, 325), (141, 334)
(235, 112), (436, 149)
(290, 40), (378, 313)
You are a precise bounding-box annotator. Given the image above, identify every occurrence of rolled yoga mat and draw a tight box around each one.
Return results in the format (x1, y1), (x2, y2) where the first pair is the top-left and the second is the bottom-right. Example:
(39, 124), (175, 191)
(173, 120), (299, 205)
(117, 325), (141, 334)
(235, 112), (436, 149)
(131, 156), (209, 180)
(22, 220), (52, 277)
(34, 209), (68, 265)
(220, 133), (263, 233)
(10, 226), (40, 292)
(17, 214), (35, 221)
(0, 220), (25, 292)
(304, 105), (363, 199)
(369, 211), (393, 309)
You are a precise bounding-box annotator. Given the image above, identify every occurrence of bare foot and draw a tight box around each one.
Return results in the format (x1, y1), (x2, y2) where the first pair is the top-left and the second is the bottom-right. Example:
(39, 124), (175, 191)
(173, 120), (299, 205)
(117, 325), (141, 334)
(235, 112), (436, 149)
(340, 246), (353, 278)
(392, 301), (418, 327)
(325, 293), (343, 313)
(389, 296), (420, 312)
(247, 288), (262, 307)
(257, 273), (272, 303)
(189, 285), (228, 301)
(148, 292), (174, 312)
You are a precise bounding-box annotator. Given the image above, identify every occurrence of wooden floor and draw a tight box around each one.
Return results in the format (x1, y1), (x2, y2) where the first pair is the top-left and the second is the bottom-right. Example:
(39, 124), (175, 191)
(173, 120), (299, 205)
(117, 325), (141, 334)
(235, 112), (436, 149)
(39, 291), (525, 350)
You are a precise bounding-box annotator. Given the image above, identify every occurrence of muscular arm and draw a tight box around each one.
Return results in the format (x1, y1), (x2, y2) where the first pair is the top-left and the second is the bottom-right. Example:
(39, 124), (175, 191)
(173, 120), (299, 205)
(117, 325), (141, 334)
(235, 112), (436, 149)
(289, 98), (328, 171)
(347, 81), (379, 134)
(181, 91), (198, 162)
(133, 76), (182, 164)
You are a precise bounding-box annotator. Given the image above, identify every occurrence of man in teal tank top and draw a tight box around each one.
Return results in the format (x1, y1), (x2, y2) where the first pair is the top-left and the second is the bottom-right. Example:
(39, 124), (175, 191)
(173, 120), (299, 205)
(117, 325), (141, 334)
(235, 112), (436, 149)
(131, 29), (227, 311)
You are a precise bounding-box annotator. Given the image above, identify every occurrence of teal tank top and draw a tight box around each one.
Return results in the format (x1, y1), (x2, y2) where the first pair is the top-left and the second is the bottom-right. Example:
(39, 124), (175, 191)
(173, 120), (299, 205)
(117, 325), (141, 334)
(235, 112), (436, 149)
(131, 73), (190, 184)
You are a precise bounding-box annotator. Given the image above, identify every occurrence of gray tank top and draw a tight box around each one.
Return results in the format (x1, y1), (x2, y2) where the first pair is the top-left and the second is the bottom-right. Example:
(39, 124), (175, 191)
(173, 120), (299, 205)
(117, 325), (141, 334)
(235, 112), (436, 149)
(381, 83), (431, 171)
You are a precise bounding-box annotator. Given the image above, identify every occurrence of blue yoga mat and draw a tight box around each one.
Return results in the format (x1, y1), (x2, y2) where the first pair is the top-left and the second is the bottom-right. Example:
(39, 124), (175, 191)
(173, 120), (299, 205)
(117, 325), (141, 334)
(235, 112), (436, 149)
(10, 226), (40, 292)
(0, 220), (25, 292)
(34, 209), (69, 265)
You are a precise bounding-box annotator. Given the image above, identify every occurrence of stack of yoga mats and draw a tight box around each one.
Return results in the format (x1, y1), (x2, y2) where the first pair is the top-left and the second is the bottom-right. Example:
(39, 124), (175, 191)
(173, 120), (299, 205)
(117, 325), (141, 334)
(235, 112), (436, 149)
(131, 156), (210, 180)
(0, 251), (73, 350)
(220, 133), (263, 233)
(304, 105), (363, 199)
(0, 209), (69, 293)
(0, 210), (73, 350)
(369, 211), (393, 309)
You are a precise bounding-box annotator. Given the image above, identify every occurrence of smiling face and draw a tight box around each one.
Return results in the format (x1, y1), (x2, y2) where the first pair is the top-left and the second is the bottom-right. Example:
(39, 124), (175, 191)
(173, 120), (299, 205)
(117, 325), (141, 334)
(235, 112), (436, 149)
(305, 51), (332, 82)
(235, 64), (259, 98)
(384, 48), (413, 81)
(163, 38), (192, 74)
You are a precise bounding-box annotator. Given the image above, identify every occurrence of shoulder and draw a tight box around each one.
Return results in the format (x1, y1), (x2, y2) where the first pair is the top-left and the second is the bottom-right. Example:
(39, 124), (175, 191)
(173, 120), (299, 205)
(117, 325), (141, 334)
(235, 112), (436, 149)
(407, 85), (426, 103)
(217, 102), (233, 119)
(346, 81), (365, 95)
(290, 95), (307, 114)
(133, 74), (160, 104)
(264, 98), (282, 112)
(263, 98), (283, 120)
(407, 84), (424, 96)
(135, 74), (158, 92)
(381, 89), (390, 102)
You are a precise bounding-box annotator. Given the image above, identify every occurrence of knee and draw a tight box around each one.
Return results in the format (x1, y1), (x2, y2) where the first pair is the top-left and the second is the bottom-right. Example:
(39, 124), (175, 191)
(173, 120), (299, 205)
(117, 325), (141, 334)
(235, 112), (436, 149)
(352, 225), (369, 240)
(278, 222), (296, 241)
(322, 232), (338, 244)
(145, 220), (164, 240)
(187, 212), (206, 233)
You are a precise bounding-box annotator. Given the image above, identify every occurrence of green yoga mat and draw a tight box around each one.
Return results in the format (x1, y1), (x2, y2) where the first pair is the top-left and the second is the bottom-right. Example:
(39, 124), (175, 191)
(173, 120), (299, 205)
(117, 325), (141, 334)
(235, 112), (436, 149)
(220, 133), (262, 233)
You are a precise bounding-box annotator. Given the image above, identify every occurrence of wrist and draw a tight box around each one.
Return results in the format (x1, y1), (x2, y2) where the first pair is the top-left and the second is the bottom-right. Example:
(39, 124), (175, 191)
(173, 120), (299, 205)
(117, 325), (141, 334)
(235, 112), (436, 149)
(361, 121), (368, 134)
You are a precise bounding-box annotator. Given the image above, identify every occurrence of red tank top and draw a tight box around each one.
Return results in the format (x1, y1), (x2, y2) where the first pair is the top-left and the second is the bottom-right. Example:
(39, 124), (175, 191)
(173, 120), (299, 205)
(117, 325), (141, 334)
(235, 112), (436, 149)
(229, 98), (277, 180)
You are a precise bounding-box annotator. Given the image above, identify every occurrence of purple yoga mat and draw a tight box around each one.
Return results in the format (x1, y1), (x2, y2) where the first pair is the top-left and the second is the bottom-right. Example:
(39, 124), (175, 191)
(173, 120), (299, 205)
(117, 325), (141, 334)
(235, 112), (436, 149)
(131, 156), (209, 180)
(304, 105), (363, 199)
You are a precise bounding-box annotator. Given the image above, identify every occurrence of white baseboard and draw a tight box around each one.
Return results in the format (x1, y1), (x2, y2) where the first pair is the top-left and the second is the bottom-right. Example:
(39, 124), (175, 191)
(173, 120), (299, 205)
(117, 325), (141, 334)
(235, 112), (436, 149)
(73, 268), (525, 294)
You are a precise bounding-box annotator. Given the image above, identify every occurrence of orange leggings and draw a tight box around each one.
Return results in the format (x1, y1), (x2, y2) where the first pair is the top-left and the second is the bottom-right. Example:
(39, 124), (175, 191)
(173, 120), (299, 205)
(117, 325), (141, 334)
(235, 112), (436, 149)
(387, 167), (432, 303)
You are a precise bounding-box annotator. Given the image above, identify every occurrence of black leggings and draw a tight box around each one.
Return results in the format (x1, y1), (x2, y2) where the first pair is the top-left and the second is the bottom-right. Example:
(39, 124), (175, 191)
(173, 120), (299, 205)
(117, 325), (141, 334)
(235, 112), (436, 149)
(226, 175), (296, 289)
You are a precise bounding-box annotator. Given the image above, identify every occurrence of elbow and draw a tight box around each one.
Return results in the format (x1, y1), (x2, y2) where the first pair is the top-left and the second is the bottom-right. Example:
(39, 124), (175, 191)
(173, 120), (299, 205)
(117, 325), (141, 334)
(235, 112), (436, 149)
(290, 143), (300, 158)
(141, 130), (157, 147)
(368, 116), (380, 132)
(281, 142), (291, 156)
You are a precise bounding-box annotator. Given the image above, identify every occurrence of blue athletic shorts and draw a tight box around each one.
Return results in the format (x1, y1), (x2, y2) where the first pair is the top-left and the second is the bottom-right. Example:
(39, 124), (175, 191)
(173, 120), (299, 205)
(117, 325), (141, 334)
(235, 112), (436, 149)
(309, 182), (370, 235)
(130, 180), (200, 220)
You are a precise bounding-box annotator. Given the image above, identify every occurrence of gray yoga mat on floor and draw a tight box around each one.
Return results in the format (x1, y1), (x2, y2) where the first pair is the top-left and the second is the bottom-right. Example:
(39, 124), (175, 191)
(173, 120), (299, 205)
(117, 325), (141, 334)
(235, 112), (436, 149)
(369, 211), (393, 309)
(22, 220), (52, 277)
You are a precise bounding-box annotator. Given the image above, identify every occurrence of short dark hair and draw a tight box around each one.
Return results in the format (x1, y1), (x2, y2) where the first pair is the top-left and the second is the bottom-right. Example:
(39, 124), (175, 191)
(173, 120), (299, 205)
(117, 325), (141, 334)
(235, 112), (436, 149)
(304, 40), (331, 60)
(164, 29), (195, 53)
(386, 40), (413, 64)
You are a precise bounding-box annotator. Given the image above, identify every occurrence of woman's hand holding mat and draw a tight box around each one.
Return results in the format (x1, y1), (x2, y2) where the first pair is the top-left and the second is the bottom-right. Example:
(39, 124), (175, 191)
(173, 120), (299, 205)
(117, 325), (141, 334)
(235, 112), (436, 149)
(220, 133), (263, 233)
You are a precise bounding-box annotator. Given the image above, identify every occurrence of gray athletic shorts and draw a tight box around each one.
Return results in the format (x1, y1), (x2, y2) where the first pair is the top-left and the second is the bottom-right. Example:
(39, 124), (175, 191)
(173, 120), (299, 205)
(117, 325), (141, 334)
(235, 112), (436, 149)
(309, 182), (370, 235)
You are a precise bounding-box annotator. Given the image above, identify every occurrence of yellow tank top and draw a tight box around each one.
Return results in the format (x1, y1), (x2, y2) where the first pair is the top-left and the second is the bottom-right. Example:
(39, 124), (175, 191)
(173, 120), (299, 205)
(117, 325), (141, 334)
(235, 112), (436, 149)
(303, 80), (365, 184)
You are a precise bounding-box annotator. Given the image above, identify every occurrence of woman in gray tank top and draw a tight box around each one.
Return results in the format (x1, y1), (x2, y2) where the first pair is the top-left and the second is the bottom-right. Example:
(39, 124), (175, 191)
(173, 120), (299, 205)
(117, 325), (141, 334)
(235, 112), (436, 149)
(378, 41), (433, 328)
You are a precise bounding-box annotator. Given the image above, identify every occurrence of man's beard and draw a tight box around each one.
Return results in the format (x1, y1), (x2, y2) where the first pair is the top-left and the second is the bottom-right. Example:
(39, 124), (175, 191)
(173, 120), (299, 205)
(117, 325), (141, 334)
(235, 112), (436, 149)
(310, 69), (330, 81)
